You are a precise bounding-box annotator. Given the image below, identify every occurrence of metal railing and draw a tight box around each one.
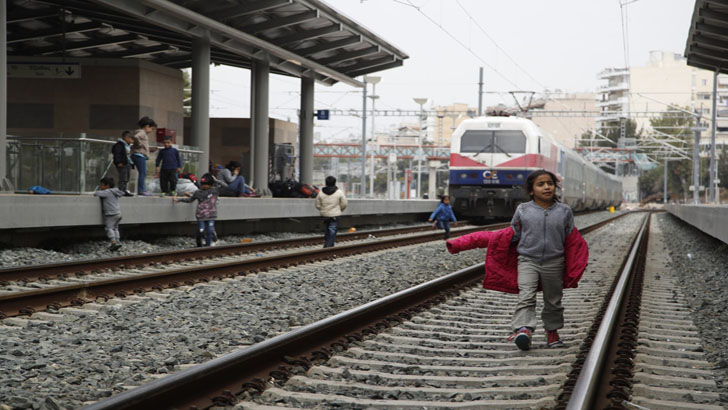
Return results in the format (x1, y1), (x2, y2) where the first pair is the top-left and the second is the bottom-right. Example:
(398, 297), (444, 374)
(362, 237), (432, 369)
(6, 134), (202, 194)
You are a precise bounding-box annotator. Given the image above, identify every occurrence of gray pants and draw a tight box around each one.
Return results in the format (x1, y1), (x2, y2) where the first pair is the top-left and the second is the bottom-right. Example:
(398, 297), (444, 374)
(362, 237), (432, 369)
(511, 255), (565, 332)
(103, 214), (122, 242)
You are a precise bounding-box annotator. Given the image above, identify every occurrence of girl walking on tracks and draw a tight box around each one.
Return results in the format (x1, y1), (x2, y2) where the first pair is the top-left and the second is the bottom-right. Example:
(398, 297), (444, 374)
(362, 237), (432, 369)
(446, 169), (588, 351)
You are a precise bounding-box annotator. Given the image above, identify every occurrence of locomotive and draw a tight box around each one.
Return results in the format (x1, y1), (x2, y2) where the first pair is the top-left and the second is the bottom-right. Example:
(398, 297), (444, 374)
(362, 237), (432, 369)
(448, 116), (622, 219)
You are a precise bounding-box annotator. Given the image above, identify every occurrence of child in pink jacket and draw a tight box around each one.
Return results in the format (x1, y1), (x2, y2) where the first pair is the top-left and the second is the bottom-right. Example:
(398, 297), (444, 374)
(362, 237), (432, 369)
(447, 170), (588, 350)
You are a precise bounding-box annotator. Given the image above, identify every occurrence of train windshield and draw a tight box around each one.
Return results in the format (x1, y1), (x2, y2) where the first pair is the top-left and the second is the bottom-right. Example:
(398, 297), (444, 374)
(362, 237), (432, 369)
(460, 130), (526, 154)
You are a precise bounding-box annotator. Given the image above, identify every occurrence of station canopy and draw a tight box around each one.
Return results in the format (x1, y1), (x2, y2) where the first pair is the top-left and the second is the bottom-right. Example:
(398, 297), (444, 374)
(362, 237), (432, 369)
(685, 0), (728, 74)
(6, 0), (408, 87)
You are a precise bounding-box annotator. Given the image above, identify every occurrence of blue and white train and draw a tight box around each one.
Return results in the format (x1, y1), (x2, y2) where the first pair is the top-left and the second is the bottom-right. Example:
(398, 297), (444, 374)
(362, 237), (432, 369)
(448, 116), (622, 219)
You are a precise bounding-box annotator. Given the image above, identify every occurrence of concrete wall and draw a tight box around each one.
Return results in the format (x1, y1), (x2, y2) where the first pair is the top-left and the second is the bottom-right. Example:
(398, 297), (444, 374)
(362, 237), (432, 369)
(183, 117), (297, 180)
(7, 57), (183, 140)
(665, 204), (728, 245)
(0, 194), (438, 247)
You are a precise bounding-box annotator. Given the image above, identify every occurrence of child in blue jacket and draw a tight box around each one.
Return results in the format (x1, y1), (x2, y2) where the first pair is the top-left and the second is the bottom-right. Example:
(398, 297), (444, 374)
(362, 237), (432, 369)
(428, 195), (457, 239)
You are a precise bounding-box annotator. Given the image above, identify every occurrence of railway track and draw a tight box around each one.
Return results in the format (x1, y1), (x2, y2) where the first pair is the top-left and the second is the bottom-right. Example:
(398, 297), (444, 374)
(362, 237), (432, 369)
(80, 213), (715, 410)
(0, 223), (501, 319)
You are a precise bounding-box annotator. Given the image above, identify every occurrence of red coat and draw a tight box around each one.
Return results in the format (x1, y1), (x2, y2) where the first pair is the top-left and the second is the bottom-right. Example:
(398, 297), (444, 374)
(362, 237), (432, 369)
(446, 227), (589, 294)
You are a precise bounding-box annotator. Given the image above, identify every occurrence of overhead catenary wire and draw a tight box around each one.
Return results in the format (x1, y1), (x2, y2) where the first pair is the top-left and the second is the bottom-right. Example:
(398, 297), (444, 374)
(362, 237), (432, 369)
(400, 0), (523, 90)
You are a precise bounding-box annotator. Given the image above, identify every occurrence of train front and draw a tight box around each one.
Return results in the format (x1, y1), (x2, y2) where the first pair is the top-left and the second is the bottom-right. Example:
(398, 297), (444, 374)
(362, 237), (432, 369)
(448, 117), (552, 220)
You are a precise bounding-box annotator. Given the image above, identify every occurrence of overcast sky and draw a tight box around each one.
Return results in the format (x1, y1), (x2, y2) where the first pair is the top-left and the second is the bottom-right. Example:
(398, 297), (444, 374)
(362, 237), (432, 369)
(206, 0), (696, 141)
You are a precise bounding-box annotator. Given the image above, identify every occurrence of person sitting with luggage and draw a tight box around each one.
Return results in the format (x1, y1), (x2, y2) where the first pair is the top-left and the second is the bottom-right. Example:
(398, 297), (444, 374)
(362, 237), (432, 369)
(216, 160), (256, 196)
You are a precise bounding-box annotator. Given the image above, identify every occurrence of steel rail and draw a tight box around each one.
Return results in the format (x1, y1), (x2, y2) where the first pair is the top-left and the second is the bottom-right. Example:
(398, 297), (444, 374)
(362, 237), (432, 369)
(0, 226), (491, 318)
(82, 264), (486, 410)
(80, 214), (627, 410)
(566, 212), (651, 410)
(0, 222), (489, 283)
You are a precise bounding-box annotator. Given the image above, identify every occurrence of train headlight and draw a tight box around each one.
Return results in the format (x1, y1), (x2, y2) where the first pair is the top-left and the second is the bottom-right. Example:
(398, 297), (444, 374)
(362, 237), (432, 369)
(460, 173), (468, 179)
(517, 174), (524, 179)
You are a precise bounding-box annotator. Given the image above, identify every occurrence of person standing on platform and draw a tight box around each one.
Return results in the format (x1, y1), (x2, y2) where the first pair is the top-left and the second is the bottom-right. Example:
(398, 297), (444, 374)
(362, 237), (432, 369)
(173, 174), (219, 247)
(112, 131), (135, 196)
(131, 116), (157, 196)
(95, 177), (125, 251)
(315, 176), (348, 248)
(428, 195), (457, 239)
(155, 136), (182, 196)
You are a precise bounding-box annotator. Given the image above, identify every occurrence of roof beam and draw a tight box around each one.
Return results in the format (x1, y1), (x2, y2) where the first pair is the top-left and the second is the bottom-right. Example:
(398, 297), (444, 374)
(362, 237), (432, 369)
(244, 10), (319, 34)
(691, 34), (728, 51)
(208, 0), (292, 21)
(295, 36), (360, 57)
(346, 59), (404, 78)
(270, 24), (340, 46)
(105, 44), (174, 58)
(29, 33), (140, 55)
(687, 54), (726, 72)
(695, 21), (728, 40)
(7, 9), (61, 24)
(340, 55), (396, 74)
(699, 6), (728, 23)
(8, 22), (104, 43)
(316, 45), (379, 65)
(689, 44), (728, 63)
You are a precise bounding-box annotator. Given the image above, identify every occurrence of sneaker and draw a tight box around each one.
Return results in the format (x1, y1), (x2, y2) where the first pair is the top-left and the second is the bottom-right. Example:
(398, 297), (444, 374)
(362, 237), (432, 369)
(211, 241), (218, 247)
(139, 192), (152, 196)
(123, 190), (134, 197)
(508, 327), (532, 351)
(547, 330), (564, 348)
(109, 243), (122, 251)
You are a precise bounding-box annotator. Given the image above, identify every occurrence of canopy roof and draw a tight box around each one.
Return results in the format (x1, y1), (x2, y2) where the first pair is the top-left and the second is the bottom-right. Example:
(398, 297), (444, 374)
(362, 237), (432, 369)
(685, 0), (728, 74)
(6, 0), (409, 86)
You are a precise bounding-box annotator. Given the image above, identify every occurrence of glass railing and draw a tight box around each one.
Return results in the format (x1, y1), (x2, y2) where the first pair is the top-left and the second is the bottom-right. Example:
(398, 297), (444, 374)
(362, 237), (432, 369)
(6, 134), (202, 194)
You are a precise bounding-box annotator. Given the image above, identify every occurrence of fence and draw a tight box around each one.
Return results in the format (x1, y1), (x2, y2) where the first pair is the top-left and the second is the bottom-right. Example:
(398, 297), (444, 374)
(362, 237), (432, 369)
(6, 134), (202, 194)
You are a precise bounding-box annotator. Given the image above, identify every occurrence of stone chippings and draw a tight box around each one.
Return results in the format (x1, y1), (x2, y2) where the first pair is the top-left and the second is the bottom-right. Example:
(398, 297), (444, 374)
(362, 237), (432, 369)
(657, 212), (728, 401)
(0, 213), (615, 409)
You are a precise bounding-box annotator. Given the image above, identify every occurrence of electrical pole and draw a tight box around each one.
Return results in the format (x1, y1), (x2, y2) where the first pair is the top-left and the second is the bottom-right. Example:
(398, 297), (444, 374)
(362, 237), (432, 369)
(413, 98), (428, 198)
(477, 67), (484, 117)
(693, 112), (701, 204)
(360, 78), (367, 198)
(710, 70), (718, 203)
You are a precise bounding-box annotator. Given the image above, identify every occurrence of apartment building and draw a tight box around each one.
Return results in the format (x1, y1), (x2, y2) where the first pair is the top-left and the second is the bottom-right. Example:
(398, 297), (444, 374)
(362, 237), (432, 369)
(597, 51), (728, 152)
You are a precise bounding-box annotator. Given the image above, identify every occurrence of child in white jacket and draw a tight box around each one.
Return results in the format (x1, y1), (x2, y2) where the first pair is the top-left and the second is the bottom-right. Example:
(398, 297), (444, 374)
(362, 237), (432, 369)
(315, 176), (347, 247)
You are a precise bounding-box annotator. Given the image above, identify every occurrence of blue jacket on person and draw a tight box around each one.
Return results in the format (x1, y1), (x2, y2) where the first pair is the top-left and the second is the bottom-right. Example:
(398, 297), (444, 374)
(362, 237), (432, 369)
(430, 203), (457, 222)
(155, 146), (182, 170)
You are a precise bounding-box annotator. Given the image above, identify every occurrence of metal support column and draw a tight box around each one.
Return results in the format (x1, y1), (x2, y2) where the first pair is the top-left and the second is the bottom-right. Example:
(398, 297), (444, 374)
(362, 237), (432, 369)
(253, 58), (271, 196)
(299, 77), (314, 185)
(663, 158), (668, 205)
(191, 34), (211, 176)
(693, 114), (701, 204)
(710, 70), (718, 203)
(360, 79), (367, 198)
(0, 0), (7, 190)
(477, 67), (483, 117)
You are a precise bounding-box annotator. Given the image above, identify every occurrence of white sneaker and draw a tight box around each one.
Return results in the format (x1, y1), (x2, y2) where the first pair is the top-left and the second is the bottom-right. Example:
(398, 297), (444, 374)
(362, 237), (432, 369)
(211, 241), (218, 247)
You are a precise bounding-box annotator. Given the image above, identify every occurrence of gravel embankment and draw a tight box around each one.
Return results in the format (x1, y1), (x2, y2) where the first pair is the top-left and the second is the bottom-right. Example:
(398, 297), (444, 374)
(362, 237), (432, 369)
(657, 212), (728, 398)
(0, 212), (622, 409)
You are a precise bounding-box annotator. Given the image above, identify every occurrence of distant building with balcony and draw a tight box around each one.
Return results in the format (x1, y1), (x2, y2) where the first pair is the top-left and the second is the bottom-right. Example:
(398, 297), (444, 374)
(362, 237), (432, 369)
(597, 50), (728, 154)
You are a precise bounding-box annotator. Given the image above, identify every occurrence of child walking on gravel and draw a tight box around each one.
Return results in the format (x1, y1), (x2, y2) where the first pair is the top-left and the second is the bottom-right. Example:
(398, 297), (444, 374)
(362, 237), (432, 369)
(428, 195), (457, 239)
(95, 177), (125, 251)
(173, 174), (219, 247)
(445, 169), (588, 351)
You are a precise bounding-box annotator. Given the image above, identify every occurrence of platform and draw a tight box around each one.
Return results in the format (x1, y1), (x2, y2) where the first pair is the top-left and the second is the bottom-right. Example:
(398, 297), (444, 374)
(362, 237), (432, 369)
(0, 194), (439, 247)
(665, 204), (728, 245)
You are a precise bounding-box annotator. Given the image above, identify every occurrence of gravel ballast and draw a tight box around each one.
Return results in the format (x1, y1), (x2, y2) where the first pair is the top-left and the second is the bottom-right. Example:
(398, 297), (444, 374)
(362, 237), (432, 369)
(0, 212), (626, 409)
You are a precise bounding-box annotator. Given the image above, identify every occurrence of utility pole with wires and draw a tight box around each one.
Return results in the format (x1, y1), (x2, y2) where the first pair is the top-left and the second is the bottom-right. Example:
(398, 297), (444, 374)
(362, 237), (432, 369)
(477, 67), (484, 117)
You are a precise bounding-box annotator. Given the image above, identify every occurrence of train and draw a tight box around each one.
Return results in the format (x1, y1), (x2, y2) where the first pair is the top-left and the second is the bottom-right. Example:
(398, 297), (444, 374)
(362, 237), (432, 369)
(448, 116), (622, 220)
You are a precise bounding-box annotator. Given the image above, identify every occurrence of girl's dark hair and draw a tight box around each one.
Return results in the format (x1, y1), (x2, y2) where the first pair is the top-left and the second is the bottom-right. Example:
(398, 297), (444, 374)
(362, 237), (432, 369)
(100, 177), (115, 188)
(325, 176), (336, 187)
(226, 160), (241, 171)
(524, 169), (560, 201)
(138, 116), (157, 128)
(440, 195), (449, 203)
